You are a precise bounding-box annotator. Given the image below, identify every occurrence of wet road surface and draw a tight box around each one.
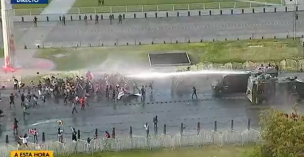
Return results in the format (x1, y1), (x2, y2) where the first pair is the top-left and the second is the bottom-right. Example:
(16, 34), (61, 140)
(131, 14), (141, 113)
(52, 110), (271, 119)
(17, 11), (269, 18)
(1, 72), (304, 143)
(0, 76), (260, 144)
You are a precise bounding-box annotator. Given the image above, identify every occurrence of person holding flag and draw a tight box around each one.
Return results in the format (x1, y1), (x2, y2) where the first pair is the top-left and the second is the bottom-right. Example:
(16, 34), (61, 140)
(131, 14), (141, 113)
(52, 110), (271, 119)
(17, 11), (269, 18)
(29, 128), (38, 143)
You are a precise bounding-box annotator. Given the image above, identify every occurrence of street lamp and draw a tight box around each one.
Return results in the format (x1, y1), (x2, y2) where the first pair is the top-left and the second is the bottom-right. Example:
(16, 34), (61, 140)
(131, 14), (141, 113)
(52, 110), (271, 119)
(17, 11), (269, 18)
(291, 0), (298, 40)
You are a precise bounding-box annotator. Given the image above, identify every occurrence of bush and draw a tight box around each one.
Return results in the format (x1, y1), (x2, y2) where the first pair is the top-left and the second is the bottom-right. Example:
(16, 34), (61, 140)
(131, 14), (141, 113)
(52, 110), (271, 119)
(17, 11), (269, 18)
(252, 106), (304, 157)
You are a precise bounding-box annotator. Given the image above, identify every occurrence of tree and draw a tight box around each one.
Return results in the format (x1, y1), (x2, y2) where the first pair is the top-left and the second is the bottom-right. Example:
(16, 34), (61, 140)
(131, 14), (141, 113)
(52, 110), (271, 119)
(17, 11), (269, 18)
(253, 106), (304, 157)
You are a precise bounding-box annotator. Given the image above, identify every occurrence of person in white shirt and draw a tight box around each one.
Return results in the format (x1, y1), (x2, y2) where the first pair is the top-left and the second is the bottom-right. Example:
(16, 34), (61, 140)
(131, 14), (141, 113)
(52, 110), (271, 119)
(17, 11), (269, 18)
(19, 134), (29, 147)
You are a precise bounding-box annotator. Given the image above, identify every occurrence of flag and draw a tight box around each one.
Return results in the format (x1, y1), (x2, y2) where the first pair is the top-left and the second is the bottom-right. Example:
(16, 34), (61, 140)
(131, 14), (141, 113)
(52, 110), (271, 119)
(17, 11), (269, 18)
(86, 71), (94, 80)
(29, 129), (37, 135)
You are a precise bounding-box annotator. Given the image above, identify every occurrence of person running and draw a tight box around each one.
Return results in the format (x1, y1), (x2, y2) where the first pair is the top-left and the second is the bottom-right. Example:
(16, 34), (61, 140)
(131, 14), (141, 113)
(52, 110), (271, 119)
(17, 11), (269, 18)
(72, 102), (78, 114)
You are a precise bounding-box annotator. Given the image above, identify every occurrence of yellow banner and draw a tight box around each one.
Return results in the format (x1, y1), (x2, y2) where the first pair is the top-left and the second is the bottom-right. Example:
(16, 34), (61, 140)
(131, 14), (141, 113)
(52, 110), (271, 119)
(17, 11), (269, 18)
(10, 150), (53, 157)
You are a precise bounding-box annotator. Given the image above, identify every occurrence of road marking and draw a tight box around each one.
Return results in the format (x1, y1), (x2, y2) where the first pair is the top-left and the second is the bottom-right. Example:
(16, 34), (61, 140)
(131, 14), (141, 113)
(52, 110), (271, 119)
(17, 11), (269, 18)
(72, 21), (302, 34)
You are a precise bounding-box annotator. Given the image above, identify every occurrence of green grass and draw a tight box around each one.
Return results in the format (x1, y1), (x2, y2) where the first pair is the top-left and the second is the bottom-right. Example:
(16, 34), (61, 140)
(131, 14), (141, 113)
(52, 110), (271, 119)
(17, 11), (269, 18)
(73, 0), (279, 7)
(9, 0), (279, 15)
(35, 39), (303, 71)
(55, 145), (255, 157)
(253, 0), (282, 4)
(69, 1), (264, 14)
(0, 49), (4, 58)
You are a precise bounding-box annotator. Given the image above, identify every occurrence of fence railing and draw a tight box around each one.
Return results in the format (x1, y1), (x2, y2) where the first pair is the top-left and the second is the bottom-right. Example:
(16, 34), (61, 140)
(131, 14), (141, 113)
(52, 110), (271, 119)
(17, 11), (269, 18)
(21, 32), (303, 49)
(12, 2), (279, 16)
(0, 129), (260, 156)
(1, 118), (255, 143)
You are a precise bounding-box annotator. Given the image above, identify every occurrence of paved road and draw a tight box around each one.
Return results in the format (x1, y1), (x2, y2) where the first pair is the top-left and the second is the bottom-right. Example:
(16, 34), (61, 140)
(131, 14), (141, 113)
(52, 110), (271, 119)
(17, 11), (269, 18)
(1, 72), (304, 143)
(1, 12), (304, 143)
(10, 11), (304, 48)
(0, 76), (258, 143)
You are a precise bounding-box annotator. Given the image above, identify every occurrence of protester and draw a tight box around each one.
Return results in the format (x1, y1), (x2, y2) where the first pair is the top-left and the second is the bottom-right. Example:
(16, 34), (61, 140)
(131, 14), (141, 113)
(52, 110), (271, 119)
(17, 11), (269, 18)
(19, 134), (29, 147)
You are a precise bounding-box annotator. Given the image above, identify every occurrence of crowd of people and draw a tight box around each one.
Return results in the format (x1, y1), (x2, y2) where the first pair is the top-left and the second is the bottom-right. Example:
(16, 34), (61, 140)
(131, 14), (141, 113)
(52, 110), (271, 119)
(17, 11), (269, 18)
(4, 70), (203, 146)
(7, 71), (158, 145)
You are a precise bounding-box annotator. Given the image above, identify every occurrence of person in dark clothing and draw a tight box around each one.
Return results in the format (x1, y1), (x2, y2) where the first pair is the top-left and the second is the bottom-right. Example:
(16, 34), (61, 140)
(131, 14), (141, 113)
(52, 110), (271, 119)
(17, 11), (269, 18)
(112, 89), (116, 101)
(13, 118), (18, 134)
(0, 109), (3, 117)
(98, 0), (101, 5)
(62, 15), (66, 26)
(141, 86), (146, 102)
(192, 87), (197, 100)
(9, 93), (15, 108)
(33, 16), (38, 27)
(95, 14), (99, 24)
(84, 15), (88, 24)
(109, 14), (113, 24)
(106, 85), (109, 100)
(71, 127), (77, 142)
(13, 79), (18, 90)
(57, 127), (63, 143)
(21, 93), (25, 106)
(64, 94), (68, 105)
(118, 14), (122, 24)
(153, 116), (158, 133)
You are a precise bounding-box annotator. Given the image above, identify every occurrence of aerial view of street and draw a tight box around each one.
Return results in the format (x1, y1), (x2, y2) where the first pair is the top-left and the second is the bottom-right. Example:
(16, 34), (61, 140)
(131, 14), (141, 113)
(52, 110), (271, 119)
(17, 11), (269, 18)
(0, 0), (303, 157)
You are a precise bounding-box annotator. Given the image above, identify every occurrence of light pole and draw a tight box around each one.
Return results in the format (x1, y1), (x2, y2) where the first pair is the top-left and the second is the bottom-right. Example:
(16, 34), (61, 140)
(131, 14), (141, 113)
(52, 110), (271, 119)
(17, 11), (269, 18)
(292, 0), (298, 40)
(1, 0), (16, 72)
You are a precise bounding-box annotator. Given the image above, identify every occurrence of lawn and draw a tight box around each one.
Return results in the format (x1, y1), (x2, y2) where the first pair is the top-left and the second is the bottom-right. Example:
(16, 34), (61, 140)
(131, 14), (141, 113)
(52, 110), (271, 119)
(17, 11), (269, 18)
(0, 49), (3, 58)
(73, 0), (280, 6)
(55, 145), (255, 157)
(35, 39), (303, 71)
(71, 0), (265, 13)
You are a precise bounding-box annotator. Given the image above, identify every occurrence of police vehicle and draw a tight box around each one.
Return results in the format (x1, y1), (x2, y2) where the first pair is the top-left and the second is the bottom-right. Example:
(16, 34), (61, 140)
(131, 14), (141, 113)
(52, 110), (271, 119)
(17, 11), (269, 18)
(246, 67), (304, 104)
(211, 72), (250, 96)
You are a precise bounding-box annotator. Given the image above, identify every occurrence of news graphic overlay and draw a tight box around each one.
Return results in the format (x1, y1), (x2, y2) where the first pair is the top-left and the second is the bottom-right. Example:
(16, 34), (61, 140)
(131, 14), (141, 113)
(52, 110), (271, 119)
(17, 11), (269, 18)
(11, 150), (53, 157)
(11, 0), (48, 4)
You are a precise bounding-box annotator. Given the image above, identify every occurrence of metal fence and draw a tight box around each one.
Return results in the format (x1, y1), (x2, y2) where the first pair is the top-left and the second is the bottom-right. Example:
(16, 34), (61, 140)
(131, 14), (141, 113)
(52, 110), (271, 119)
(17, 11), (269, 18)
(13, 2), (279, 16)
(0, 129), (260, 157)
(21, 32), (303, 49)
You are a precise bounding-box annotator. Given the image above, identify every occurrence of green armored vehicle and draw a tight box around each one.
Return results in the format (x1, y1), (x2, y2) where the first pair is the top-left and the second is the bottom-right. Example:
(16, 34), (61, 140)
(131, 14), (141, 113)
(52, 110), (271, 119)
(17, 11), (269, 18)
(246, 67), (304, 104)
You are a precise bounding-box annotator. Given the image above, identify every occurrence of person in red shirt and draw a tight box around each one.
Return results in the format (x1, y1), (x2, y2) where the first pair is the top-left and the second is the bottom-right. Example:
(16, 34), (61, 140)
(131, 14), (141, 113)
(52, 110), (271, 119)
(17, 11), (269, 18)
(80, 97), (85, 110)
